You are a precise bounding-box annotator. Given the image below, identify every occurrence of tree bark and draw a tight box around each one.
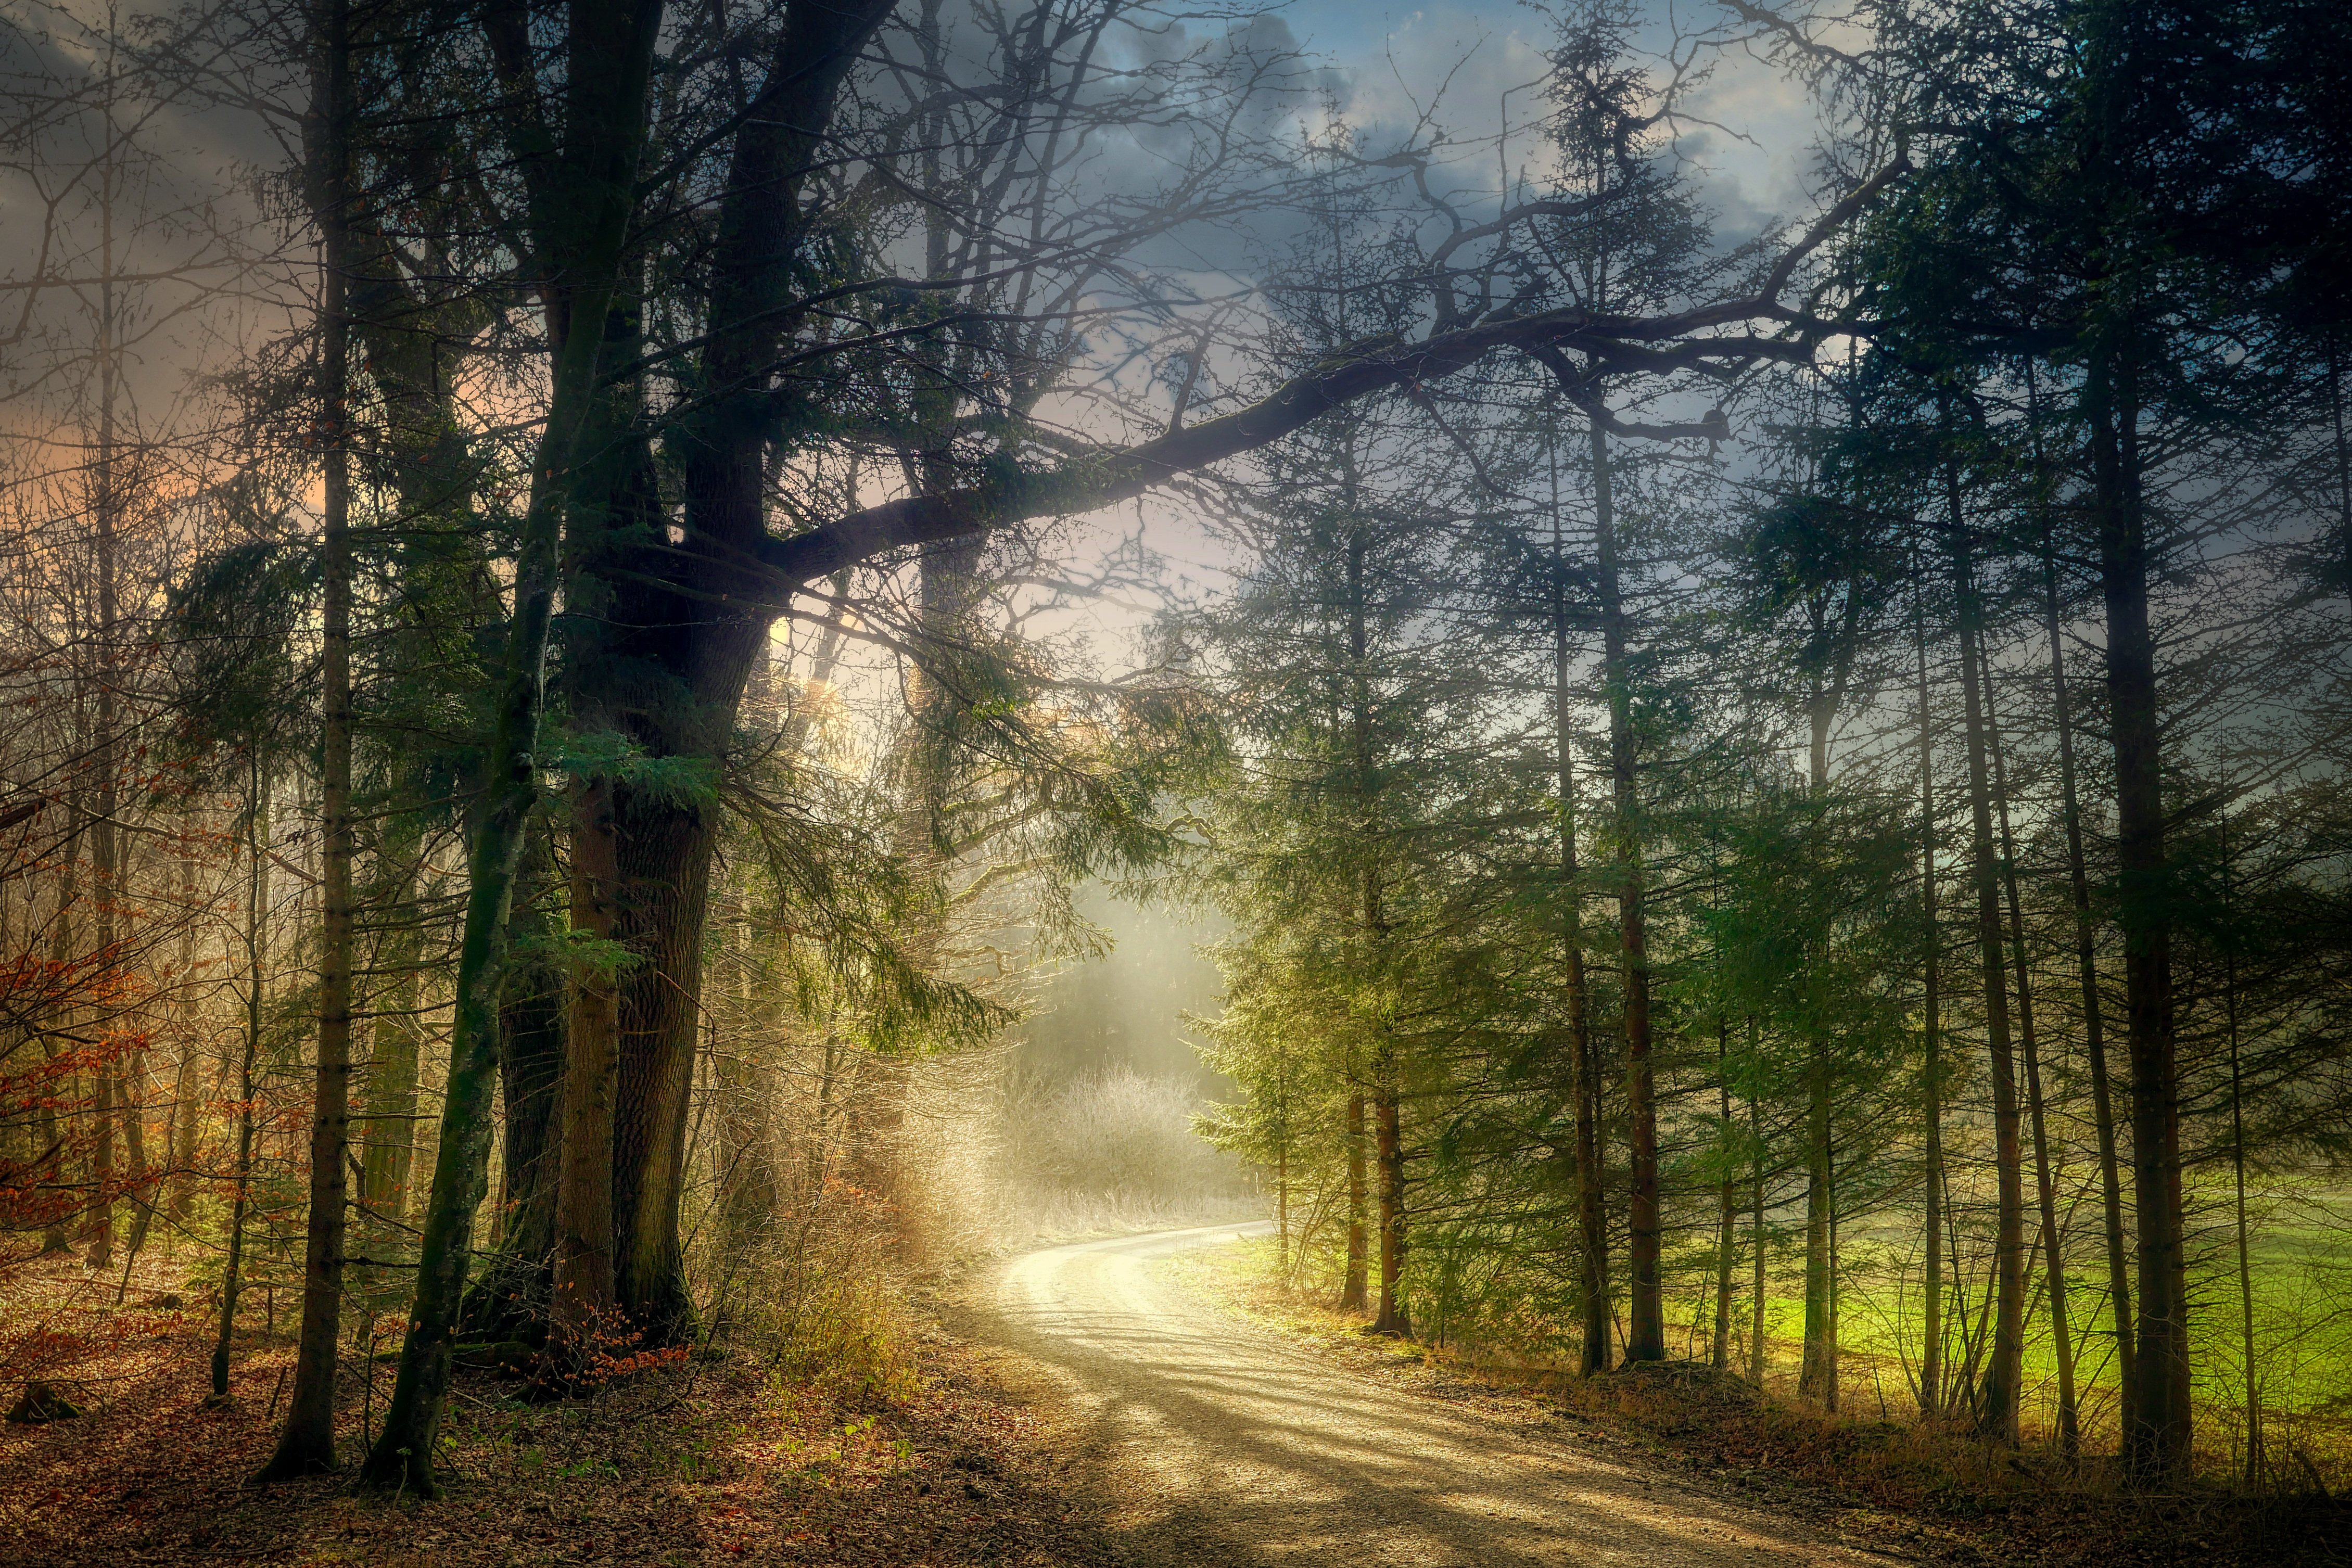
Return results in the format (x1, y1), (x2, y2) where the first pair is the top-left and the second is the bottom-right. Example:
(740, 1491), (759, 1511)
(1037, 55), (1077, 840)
(261, 0), (356, 1471)
(1590, 416), (1661, 1365)
(460, 835), (567, 1340)
(2041, 551), (2135, 1442)
(1799, 682), (1842, 1409)
(551, 777), (621, 1360)
(1981, 641), (2079, 1456)
(360, 0), (664, 1492)
(1341, 1086), (1369, 1312)
(1712, 1024), (1735, 1372)
(2220, 798), (2262, 1489)
(1551, 483), (1607, 1376)
(1916, 570), (1945, 1417)
(169, 854), (202, 1228)
(1748, 1077), (1766, 1385)
(2089, 354), (2191, 1486)
(1947, 457), (2025, 1447)
(1369, 1074), (1410, 1337)
(211, 757), (268, 1401)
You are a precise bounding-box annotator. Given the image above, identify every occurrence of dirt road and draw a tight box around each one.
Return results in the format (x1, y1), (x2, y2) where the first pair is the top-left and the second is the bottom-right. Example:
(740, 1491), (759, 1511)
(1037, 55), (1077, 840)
(964, 1223), (1890, 1568)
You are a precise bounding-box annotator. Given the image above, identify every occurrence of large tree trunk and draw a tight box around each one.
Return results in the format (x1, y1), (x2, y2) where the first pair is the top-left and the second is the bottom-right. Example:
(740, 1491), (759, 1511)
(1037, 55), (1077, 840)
(2090, 356), (2191, 1485)
(1946, 462), (2025, 1446)
(1590, 417), (1661, 1365)
(596, 0), (897, 1342)
(460, 835), (567, 1341)
(552, 779), (623, 1356)
(360, 0), (665, 1491)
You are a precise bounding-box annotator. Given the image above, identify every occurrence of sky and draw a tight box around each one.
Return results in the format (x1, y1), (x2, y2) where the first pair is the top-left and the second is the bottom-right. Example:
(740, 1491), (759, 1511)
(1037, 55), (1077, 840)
(1022, 0), (1835, 638)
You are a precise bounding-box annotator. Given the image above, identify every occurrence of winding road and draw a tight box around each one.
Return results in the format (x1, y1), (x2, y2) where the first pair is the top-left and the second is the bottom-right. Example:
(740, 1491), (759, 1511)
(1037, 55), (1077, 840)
(963, 1222), (1888, 1568)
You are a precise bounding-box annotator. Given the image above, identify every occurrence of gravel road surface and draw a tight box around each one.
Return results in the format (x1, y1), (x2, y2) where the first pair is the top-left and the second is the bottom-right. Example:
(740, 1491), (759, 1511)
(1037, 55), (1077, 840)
(963, 1223), (1890, 1568)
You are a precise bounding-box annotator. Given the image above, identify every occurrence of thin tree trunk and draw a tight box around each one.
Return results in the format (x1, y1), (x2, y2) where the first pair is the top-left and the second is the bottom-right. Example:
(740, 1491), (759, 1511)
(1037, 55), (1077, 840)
(2041, 549), (2137, 1442)
(211, 758), (268, 1402)
(39, 830), (80, 1256)
(1916, 567), (1945, 1417)
(2220, 796), (2261, 1491)
(170, 856), (202, 1228)
(1341, 1086), (1368, 1312)
(1370, 1073), (1410, 1337)
(1799, 1049), (1836, 1408)
(1799, 671), (1848, 1409)
(1981, 641), (2079, 1457)
(1748, 1040), (1767, 1385)
(550, 777), (621, 1366)
(262, 1), (356, 1470)
(1713, 1023), (1735, 1372)
(1548, 452), (1607, 1375)
(1946, 451), (2025, 1446)
(460, 837), (567, 1340)
(1590, 416), (1661, 1365)
(85, 119), (121, 1273)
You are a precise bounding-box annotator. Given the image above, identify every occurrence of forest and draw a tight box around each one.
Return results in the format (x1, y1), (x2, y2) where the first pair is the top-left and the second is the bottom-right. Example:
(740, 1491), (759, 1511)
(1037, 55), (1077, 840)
(2, 0), (2349, 1562)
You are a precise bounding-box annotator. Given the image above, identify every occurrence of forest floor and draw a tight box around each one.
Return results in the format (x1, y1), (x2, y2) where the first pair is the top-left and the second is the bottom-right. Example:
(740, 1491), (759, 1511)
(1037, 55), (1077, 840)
(0, 1246), (1129, 1568)
(3, 1233), (2343, 1567)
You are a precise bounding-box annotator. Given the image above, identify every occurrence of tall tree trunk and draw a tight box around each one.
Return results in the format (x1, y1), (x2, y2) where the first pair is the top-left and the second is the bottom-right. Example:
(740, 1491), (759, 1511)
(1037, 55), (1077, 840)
(1748, 1070), (1766, 1386)
(1552, 495), (1607, 1376)
(1590, 417), (1661, 1365)
(361, 0), (664, 1491)
(461, 834), (567, 1340)
(211, 758), (268, 1402)
(1916, 570), (1945, 1417)
(1799, 1052), (1836, 1408)
(40, 834), (80, 1256)
(2220, 798), (2262, 1490)
(1981, 642), (2079, 1456)
(1341, 1085), (1369, 1312)
(2040, 552), (2137, 1443)
(1946, 453), (2025, 1446)
(2090, 356), (2191, 1486)
(262, 1), (357, 1471)
(170, 856), (202, 1228)
(1370, 1069), (1410, 1337)
(551, 779), (620, 1362)
(1799, 690), (1840, 1409)
(1712, 1024), (1735, 1372)
(602, 0), (898, 1344)
(85, 118), (121, 1274)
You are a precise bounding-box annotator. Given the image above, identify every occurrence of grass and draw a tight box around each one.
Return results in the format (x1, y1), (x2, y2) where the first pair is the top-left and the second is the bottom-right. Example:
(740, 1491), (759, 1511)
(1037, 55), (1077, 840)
(1173, 1234), (2352, 1568)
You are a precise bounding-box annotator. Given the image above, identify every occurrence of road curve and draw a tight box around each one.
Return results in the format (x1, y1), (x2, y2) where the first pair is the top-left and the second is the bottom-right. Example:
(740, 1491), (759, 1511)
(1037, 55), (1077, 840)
(963, 1223), (1884, 1568)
